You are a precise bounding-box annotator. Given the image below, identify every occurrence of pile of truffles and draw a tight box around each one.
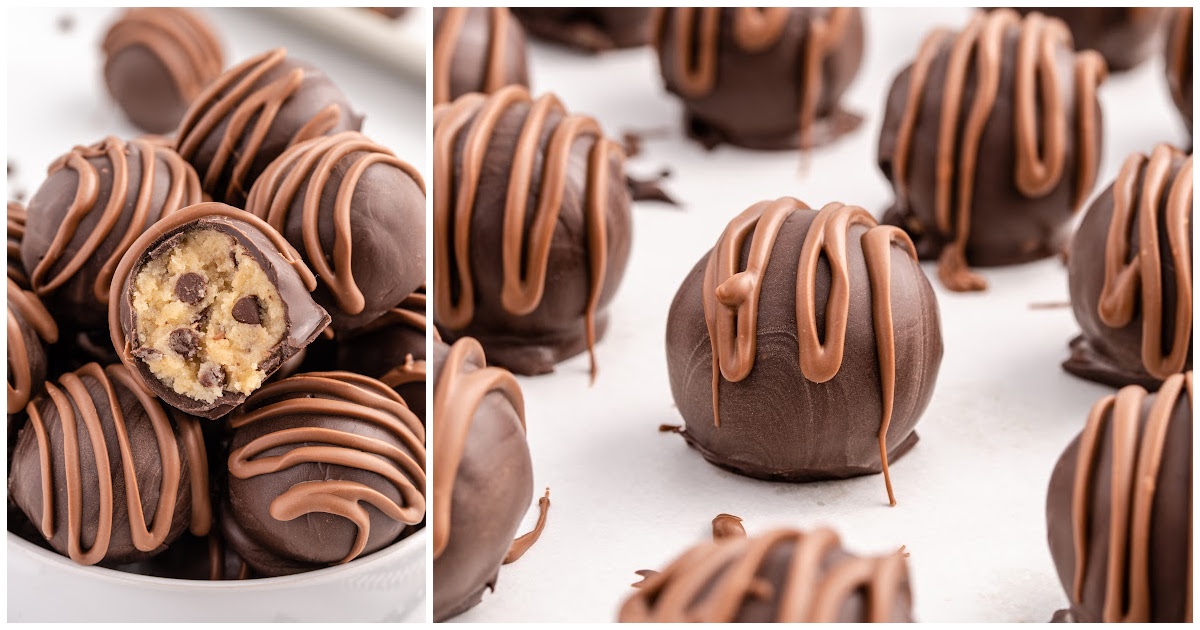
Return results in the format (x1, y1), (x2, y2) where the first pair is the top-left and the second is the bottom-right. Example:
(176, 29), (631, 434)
(8, 8), (427, 581)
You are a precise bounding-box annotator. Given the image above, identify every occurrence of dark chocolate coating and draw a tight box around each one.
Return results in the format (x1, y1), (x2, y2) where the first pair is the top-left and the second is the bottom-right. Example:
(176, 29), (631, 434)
(336, 292), (428, 421)
(1165, 7), (1192, 135)
(111, 203), (331, 419)
(654, 8), (864, 150)
(512, 8), (654, 52)
(1011, 8), (1166, 71)
(175, 49), (362, 207)
(1045, 376), (1192, 622)
(8, 201), (28, 288)
(665, 210), (943, 481)
(432, 339), (534, 622)
(432, 7), (529, 105)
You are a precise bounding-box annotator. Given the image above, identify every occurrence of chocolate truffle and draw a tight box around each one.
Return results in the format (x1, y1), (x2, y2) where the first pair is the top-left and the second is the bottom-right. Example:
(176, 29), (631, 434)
(245, 131), (426, 333)
(433, 86), (632, 378)
(1165, 7), (1193, 136)
(433, 8), (529, 106)
(878, 10), (1107, 292)
(1011, 8), (1166, 72)
(665, 199), (943, 505)
(1064, 145), (1193, 390)
(433, 337), (548, 622)
(619, 523), (915, 622)
(8, 201), (28, 288)
(7, 278), (58, 414)
(102, 7), (224, 134)
(109, 202), (331, 419)
(652, 8), (864, 150)
(7, 362), (211, 565)
(223, 371), (426, 576)
(175, 48), (362, 207)
(512, 8), (654, 52)
(20, 136), (202, 329)
(336, 289), (431, 421)
(1045, 372), (1192, 623)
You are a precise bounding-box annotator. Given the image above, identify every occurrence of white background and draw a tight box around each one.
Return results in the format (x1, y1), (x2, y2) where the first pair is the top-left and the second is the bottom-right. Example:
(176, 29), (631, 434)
(453, 7), (1190, 623)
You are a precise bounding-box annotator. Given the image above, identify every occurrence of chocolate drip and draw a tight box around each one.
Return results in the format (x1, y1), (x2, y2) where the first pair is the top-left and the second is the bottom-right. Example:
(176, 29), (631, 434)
(8, 201), (28, 287)
(433, 8), (526, 106)
(889, 10), (1106, 291)
(503, 487), (550, 564)
(227, 372), (426, 565)
(1097, 145), (1193, 380)
(1070, 372), (1193, 622)
(703, 199), (917, 505)
(7, 277), (59, 414)
(102, 8), (223, 105)
(433, 86), (625, 380)
(27, 136), (201, 304)
(712, 513), (746, 540)
(619, 527), (911, 622)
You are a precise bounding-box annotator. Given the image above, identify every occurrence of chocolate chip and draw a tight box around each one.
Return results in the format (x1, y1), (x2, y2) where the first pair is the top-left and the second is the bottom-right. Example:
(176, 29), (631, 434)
(175, 272), (206, 305)
(232, 296), (261, 325)
(168, 328), (200, 359)
(198, 362), (226, 388)
(192, 305), (212, 327)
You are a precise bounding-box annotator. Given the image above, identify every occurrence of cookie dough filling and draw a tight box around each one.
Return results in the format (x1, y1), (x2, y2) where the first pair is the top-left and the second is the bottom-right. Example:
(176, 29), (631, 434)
(132, 228), (286, 403)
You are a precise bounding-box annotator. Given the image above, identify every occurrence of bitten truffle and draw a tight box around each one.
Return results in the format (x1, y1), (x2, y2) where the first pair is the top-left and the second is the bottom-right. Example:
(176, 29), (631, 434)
(433, 86), (632, 378)
(245, 131), (426, 333)
(102, 7), (224, 134)
(1046, 372), (1193, 623)
(878, 9), (1107, 291)
(665, 198), (943, 505)
(653, 8), (864, 150)
(1064, 145), (1192, 390)
(1011, 8), (1166, 72)
(7, 363), (211, 565)
(512, 8), (655, 52)
(336, 289), (431, 421)
(110, 202), (331, 419)
(175, 48), (362, 207)
(1165, 7), (1193, 136)
(20, 136), (202, 329)
(223, 371), (426, 576)
(433, 8), (529, 106)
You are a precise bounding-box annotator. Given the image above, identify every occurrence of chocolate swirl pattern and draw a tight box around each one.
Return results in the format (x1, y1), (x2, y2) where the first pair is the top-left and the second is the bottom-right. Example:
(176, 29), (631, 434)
(619, 527), (912, 622)
(103, 8), (222, 104)
(227, 371), (426, 566)
(7, 277), (59, 414)
(433, 85), (628, 379)
(13, 363), (210, 565)
(703, 199), (918, 505)
(887, 9), (1107, 291)
(433, 8), (528, 106)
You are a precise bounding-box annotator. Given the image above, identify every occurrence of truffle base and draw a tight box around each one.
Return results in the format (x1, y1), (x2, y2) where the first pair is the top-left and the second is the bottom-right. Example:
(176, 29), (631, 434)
(881, 203), (1070, 268)
(1062, 334), (1167, 391)
(440, 315), (610, 377)
(685, 108), (863, 151)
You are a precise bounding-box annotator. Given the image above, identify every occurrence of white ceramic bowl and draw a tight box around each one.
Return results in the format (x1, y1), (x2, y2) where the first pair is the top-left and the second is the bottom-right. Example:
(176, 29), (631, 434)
(7, 529), (427, 622)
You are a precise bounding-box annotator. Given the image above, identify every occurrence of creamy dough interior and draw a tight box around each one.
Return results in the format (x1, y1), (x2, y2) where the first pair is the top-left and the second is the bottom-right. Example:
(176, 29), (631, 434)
(132, 229), (286, 403)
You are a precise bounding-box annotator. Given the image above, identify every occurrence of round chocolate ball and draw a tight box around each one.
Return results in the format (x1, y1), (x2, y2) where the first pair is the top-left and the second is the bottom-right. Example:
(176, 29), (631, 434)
(1165, 7), (1193, 136)
(245, 131), (426, 333)
(176, 48), (362, 207)
(102, 7), (224, 134)
(433, 7), (529, 106)
(1045, 372), (1192, 623)
(665, 198), (943, 505)
(1064, 145), (1192, 390)
(8, 363), (211, 565)
(20, 136), (202, 329)
(1011, 8), (1166, 72)
(653, 8), (864, 150)
(512, 8), (655, 52)
(433, 86), (632, 378)
(224, 371), (425, 576)
(7, 277), (58, 414)
(336, 289), (430, 422)
(878, 9), (1108, 292)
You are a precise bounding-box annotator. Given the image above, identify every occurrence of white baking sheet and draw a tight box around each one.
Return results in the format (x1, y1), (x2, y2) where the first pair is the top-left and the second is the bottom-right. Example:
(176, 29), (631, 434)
(450, 7), (1190, 623)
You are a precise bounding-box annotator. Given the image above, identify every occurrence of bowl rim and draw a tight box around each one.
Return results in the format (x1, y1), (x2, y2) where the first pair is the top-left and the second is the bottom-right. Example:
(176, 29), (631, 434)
(7, 528), (427, 591)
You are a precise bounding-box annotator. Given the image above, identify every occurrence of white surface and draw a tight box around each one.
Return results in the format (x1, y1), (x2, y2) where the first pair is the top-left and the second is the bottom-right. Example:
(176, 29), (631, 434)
(262, 7), (427, 79)
(453, 7), (1191, 623)
(5, 7), (428, 622)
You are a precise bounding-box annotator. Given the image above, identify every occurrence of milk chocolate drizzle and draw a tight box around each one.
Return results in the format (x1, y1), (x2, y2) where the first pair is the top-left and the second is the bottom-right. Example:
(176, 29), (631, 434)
(620, 527), (910, 622)
(374, 291), (432, 389)
(703, 198), (917, 505)
(8, 201), (28, 287)
(1070, 372), (1193, 622)
(1098, 145), (1193, 380)
(102, 7), (223, 103)
(433, 8), (517, 106)
(890, 9), (1106, 291)
(7, 277), (59, 414)
(177, 48), (347, 203)
(433, 86), (624, 380)
(227, 371), (426, 565)
(246, 131), (426, 316)
(30, 136), (201, 303)
(25, 363), (210, 565)
(655, 8), (855, 148)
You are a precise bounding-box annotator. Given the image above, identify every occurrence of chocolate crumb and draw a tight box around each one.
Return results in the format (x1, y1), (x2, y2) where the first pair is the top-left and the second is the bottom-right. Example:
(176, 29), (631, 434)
(198, 362), (226, 388)
(57, 14), (74, 33)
